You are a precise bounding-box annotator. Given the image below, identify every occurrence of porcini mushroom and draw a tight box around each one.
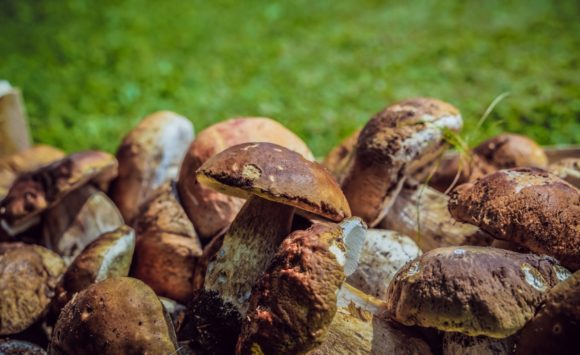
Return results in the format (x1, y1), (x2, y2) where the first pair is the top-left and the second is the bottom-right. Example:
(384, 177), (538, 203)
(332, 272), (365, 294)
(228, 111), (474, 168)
(109, 111), (194, 223)
(323, 129), (360, 185)
(49, 277), (177, 354)
(449, 167), (580, 270)
(0, 243), (65, 335)
(341, 98), (462, 226)
(385, 246), (570, 338)
(177, 117), (313, 240)
(181, 142), (350, 353)
(549, 158), (580, 188)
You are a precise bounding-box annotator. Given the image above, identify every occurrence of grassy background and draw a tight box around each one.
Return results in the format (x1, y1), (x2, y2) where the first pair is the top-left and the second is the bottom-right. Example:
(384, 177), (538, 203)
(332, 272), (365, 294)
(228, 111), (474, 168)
(1, 0), (579, 157)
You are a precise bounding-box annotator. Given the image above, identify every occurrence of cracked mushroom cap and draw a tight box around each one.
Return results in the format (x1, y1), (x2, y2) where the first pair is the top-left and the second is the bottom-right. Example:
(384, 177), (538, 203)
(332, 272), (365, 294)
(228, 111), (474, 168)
(342, 97), (462, 226)
(515, 270), (580, 355)
(196, 142), (350, 221)
(0, 151), (117, 228)
(473, 133), (548, 169)
(0, 243), (65, 335)
(449, 167), (580, 270)
(178, 117), (313, 239)
(385, 246), (570, 338)
(49, 277), (177, 355)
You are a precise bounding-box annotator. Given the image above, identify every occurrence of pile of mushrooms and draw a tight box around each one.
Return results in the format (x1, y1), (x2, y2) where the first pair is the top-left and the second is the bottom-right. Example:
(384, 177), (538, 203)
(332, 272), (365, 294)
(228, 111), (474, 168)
(0, 88), (578, 354)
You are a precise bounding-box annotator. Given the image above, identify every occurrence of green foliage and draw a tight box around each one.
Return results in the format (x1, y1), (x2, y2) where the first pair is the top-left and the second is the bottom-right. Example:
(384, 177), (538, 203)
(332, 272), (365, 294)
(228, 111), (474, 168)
(1, 0), (579, 156)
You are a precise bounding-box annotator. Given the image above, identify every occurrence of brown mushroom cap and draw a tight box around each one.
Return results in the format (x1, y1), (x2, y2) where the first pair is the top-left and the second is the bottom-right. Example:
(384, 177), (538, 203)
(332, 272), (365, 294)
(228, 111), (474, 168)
(197, 142), (350, 221)
(322, 129), (360, 185)
(549, 158), (580, 189)
(178, 117), (313, 239)
(0, 151), (117, 228)
(49, 277), (177, 355)
(515, 270), (580, 355)
(385, 246), (570, 338)
(473, 133), (548, 169)
(0, 243), (65, 335)
(342, 97), (462, 226)
(449, 167), (580, 270)
(109, 111), (194, 223)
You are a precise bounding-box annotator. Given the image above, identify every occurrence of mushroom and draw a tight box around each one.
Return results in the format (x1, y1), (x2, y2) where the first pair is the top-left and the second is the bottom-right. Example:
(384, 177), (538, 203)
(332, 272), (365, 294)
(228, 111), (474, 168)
(347, 229), (422, 299)
(449, 167), (580, 270)
(515, 270), (580, 355)
(41, 185), (124, 263)
(442, 332), (515, 355)
(0, 81), (31, 158)
(131, 182), (203, 303)
(49, 277), (177, 354)
(180, 142), (350, 353)
(0, 151), (117, 236)
(322, 129), (360, 185)
(0, 243), (65, 336)
(549, 158), (580, 188)
(340, 97), (462, 226)
(109, 111), (194, 223)
(55, 225), (135, 308)
(237, 218), (365, 354)
(381, 182), (494, 251)
(385, 246), (570, 338)
(177, 117), (313, 241)
(0, 339), (46, 355)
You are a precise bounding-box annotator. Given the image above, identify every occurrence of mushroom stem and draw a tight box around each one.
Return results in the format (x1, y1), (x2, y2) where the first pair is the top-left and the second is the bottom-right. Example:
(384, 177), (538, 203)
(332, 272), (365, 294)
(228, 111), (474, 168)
(204, 195), (294, 313)
(0, 83), (31, 158)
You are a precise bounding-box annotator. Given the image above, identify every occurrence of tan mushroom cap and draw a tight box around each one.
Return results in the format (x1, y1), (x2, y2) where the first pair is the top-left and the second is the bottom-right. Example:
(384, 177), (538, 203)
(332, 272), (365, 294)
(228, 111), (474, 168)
(449, 167), (580, 270)
(0, 243), (65, 335)
(197, 142), (350, 221)
(473, 133), (548, 169)
(385, 246), (569, 338)
(178, 117), (313, 239)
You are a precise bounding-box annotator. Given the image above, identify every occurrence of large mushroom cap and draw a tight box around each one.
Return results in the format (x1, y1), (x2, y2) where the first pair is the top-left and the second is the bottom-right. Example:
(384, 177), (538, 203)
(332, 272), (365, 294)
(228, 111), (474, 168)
(385, 246), (570, 338)
(449, 167), (580, 270)
(197, 142), (350, 221)
(473, 133), (548, 169)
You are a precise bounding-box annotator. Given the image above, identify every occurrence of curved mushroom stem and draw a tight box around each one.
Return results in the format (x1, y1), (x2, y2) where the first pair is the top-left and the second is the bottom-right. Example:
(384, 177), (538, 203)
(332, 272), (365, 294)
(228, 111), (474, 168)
(204, 195), (294, 313)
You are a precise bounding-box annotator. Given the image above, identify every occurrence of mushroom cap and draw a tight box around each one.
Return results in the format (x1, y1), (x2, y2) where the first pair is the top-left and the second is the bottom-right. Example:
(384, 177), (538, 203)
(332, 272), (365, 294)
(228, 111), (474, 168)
(549, 158), (580, 188)
(178, 117), (313, 239)
(385, 246), (570, 338)
(197, 142), (350, 221)
(515, 270), (580, 355)
(443, 332), (515, 355)
(0, 243), (65, 335)
(0, 151), (117, 227)
(109, 111), (194, 223)
(322, 129), (360, 185)
(473, 133), (548, 169)
(449, 167), (580, 270)
(49, 277), (177, 355)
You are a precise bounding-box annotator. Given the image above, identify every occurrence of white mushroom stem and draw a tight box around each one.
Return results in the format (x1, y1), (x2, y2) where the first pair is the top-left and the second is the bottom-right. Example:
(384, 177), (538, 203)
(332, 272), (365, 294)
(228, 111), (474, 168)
(381, 184), (494, 251)
(204, 195), (293, 314)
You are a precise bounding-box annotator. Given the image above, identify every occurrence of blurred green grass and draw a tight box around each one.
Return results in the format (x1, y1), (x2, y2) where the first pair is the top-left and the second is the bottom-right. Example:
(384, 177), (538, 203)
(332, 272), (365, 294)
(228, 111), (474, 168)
(1, 0), (579, 156)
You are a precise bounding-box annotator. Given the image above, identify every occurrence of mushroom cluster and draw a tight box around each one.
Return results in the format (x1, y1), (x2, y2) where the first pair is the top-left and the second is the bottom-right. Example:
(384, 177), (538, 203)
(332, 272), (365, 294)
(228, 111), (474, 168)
(1, 93), (578, 354)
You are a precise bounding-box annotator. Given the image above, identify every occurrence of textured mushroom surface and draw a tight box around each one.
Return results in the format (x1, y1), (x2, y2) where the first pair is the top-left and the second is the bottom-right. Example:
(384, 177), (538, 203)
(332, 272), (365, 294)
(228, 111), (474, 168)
(178, 117), (313, 239)
(323, 129), (360, 185)
(515, 270), (580, 355)
(473, 133), (548, 169)
(341, 97), (462, 226)
(442, 332), (515, 355)
(385, 246), (570, 338)
(0, 339), (46, 354)
(0, 243), (65, 335)
(109, 111), (194, 223)
(449, 167), (580, 270)
(50, 277), (177, 355)
(549, 157), (580, 188)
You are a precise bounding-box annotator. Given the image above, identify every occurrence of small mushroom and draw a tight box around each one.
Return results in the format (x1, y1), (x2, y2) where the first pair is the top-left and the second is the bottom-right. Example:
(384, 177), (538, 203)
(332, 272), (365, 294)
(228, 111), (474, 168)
(323, 129), (360, 185)
(515, 270), (580, 355)
(177, 117), (313, 240)
(109, 111), (194, 223)
(449, 167), (580, 270)
(131, 182), (202, 303)
(442, 332), (515, 355)
(347, 229), (422, 299)
(381, 182), (494, 251)
(549, 158), (580, 188)
(385, 246), (570, 338)
(181, 143), (350, 353)
(0, 243), (65, 335)
(49, 277), (177, 354)
(341, 98), (462, 226)
(0, 151), (117, 233)
(0, 339), (46, 354)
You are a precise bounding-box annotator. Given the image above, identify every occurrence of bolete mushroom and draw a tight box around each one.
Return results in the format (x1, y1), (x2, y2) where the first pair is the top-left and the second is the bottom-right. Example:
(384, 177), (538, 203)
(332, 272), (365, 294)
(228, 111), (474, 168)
(341, 97), (462, 226)
(49, 277), (177, 354)
(177, 117), (313, 241)
(0, 243), (65, 335)
(322, 129), (360, 185)
(549, 158), (580, 189)
(442, 332), (515, 355)
(385, 246), (570, 338)
(449, 167), (580, 270)
(181, 142), (350, 353)
(109, 111), (194, 223)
